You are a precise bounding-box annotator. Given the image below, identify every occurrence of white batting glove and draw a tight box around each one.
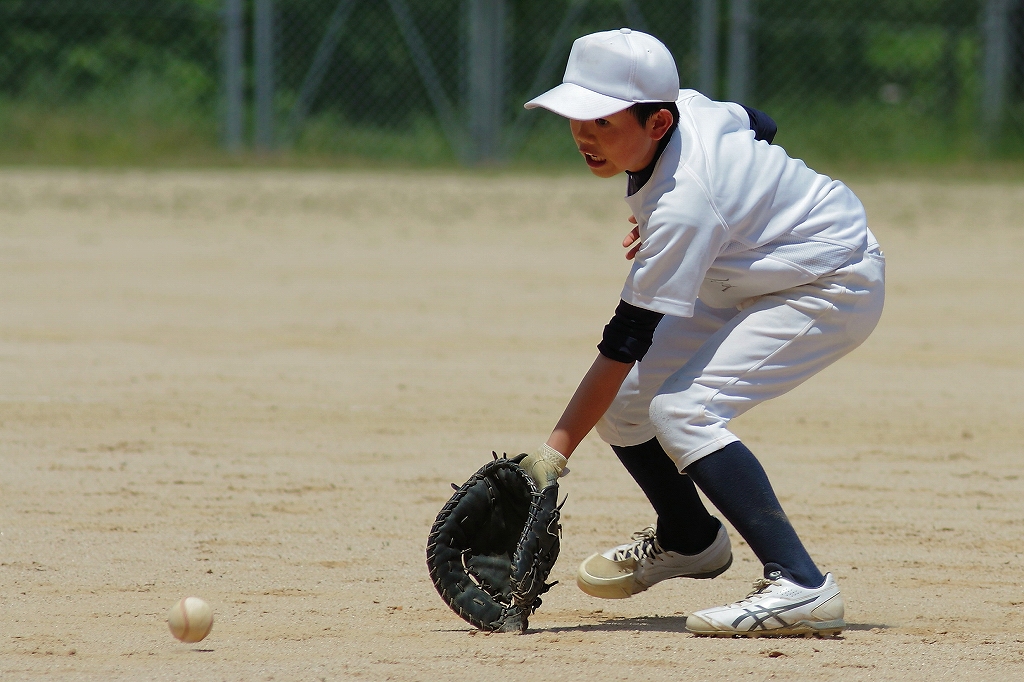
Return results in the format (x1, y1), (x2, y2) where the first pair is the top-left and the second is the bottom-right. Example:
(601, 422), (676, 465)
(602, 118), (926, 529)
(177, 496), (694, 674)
(521, 444), (568, 491)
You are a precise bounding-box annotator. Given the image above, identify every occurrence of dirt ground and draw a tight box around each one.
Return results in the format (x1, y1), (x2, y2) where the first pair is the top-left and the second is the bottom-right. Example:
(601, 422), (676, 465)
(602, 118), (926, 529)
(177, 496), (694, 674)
(0, 168), (1021, 680)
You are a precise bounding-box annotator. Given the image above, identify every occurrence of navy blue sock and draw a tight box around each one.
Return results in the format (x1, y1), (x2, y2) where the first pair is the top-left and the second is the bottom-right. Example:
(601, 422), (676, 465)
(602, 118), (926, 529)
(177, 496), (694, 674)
(611, 438), (721, 555)
(685, 441), (825, 589)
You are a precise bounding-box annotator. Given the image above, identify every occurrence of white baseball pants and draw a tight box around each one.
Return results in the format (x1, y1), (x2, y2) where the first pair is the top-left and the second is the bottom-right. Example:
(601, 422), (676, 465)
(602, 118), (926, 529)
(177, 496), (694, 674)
(595, 246), (886, 471)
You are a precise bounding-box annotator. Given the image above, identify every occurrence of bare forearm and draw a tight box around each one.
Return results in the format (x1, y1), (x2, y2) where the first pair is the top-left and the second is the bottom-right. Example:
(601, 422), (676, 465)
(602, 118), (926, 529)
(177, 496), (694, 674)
(545, 354), (634, 457)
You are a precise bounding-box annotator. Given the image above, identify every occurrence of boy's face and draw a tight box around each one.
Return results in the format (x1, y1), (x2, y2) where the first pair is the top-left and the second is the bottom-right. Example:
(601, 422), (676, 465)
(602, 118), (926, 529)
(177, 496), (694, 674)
(569, 109), (671, 179)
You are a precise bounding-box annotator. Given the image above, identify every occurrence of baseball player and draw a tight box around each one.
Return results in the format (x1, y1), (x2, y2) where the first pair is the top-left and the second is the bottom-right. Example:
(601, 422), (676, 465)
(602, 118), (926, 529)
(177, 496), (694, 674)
(518, 28), (885, 636)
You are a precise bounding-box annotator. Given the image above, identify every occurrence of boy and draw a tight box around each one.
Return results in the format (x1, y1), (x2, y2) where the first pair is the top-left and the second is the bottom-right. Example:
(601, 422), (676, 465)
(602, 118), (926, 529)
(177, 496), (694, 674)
(518, 28), (885, 636)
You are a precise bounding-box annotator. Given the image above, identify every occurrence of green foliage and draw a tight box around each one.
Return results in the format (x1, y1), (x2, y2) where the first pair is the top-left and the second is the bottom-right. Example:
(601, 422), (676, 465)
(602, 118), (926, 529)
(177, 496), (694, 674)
(292, 112), (457, 165)
(276, 0), (462, 128)
(866, 26), (948, 74)
(769, 99), (979, 166)
(0, 0), (1012, 166)
(509, 113), (581, 167)
(0, 1), (220, 110)
(0, 67), (218, 165)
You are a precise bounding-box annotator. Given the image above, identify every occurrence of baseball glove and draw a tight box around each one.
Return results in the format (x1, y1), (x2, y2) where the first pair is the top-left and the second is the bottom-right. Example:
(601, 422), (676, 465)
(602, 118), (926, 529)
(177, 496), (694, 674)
(426, 452), (562, 633)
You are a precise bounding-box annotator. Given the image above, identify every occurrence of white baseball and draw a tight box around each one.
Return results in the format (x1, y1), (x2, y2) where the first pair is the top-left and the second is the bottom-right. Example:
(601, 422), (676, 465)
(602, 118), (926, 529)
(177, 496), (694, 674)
(167, 597), (214, 643)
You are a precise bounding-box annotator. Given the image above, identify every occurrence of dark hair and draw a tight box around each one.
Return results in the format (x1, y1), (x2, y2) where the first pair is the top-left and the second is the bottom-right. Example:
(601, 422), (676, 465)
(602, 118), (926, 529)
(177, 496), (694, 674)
(628, 101), (679, 127)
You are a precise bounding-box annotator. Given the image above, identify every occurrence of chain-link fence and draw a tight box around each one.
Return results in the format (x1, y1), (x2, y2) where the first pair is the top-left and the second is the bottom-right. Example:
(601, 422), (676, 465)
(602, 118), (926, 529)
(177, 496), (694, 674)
(1, 0), (1022, 165)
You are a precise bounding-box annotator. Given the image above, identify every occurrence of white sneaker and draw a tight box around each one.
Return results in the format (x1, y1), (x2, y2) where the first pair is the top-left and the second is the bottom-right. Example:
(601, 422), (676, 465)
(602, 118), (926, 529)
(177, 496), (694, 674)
(576, 524), (732, 599)
(686, 571), (846, 637)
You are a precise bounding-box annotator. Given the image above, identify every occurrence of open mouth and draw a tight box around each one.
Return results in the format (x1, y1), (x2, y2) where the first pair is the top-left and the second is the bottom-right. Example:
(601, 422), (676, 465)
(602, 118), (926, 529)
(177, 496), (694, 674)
(582, 151), (606, 168)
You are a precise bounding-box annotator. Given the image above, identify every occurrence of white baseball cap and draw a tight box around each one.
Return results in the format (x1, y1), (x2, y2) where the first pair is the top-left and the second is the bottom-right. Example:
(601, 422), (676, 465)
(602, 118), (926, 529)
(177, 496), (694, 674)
(524, 28), (679, 120)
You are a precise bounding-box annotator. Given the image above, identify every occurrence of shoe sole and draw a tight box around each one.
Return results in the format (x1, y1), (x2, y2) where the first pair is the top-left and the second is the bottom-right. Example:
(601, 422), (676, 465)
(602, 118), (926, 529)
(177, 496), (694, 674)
(577, 553), (733, 600)
(687, 618), (846, 638)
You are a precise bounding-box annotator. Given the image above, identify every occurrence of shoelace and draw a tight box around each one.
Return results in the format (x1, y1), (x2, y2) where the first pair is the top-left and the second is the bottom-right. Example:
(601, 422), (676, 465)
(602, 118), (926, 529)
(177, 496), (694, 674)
(746, 577), (775, 597)
(610, 526), (665, 562)
(730, 577), (780, 605)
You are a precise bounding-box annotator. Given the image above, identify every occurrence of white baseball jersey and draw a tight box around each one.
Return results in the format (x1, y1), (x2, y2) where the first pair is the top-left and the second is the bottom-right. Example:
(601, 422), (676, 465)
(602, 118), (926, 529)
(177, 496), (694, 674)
(622, 89), (870, 317)
(596, 90), (885, 463)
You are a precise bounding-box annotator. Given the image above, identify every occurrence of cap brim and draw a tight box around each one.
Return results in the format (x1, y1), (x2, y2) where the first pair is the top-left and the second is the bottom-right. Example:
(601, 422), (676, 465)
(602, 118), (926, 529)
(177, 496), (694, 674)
(524, 82), (633, 120)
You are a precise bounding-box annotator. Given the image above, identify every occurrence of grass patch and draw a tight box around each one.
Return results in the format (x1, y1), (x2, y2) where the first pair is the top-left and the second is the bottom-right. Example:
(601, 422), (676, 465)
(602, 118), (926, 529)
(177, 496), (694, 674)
(767, 99), (982, 167)
(3, 91), (1024, 175)
(0, 78), (219, 166)
(290, 113), (458, 167)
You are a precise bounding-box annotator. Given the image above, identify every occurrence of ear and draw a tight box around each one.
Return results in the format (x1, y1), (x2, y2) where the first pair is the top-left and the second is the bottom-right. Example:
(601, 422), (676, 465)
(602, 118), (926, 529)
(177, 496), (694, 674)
(647, 109), (674, 141)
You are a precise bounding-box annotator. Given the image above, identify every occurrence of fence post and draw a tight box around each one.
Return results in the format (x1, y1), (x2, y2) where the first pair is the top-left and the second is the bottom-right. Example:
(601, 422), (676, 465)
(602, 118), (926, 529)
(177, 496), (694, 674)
(254, 0), (275, 151)
(696, 0), (719, 98)
(726, 0), (752, 104)
(467, 0), (507, 164)
(222, 0), (245, 152)
(982, 0), (1012, 136)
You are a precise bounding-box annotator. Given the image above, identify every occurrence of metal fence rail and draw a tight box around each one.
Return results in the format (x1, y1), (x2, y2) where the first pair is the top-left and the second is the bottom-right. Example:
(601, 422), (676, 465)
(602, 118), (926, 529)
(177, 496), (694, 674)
(1, 0), (1023, 165)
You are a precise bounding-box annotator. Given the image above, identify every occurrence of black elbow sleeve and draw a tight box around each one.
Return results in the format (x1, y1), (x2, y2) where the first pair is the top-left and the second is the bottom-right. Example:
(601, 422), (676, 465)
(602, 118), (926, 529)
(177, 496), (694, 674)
(597, 300), (664, 363)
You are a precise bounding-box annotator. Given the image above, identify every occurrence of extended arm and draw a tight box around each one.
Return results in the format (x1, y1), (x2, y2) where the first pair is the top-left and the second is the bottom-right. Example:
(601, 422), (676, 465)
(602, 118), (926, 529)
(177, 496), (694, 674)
(545, 353), (634, 457)
(521, 298), (664, 488)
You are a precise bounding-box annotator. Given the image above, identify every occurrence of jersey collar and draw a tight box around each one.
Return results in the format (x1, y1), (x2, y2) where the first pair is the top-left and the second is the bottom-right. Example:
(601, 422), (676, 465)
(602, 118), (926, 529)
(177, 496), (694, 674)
(626, 121), (679, 197)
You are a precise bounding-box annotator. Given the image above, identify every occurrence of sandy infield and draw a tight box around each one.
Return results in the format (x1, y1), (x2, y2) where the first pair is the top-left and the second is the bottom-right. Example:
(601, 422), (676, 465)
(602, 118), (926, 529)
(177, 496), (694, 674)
(0, 169), (1021, 680)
